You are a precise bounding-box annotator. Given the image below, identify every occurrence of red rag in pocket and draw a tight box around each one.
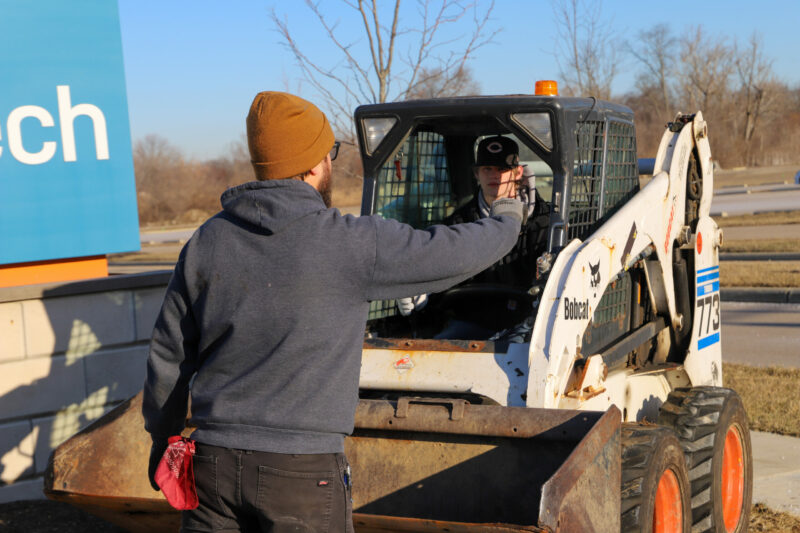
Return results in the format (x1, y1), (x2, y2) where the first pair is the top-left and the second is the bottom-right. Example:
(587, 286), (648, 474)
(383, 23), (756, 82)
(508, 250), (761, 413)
(154, 435), (198, 510)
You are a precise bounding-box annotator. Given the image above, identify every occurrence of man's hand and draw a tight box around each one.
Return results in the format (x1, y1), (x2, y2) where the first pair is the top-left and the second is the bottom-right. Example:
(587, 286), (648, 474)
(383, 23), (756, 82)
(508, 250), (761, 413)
(489, 197), (524, 223)
(397, 294), (428, 316)
(148, 436), (169, 491)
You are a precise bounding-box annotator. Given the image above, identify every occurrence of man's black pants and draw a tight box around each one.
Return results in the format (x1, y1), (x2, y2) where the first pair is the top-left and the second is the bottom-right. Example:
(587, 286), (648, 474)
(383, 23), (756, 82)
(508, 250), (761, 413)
(182, 442), (354, 533)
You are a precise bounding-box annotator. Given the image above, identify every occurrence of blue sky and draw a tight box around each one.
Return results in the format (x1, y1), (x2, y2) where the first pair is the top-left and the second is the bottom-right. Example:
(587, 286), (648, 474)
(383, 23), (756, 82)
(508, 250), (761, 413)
(118, 1), (800, 159)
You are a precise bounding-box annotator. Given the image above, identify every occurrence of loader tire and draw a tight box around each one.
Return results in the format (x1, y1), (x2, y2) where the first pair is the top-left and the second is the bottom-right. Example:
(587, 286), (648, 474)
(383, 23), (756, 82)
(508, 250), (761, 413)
(621, 425), (692, 533)
(658, 387), (753, 533)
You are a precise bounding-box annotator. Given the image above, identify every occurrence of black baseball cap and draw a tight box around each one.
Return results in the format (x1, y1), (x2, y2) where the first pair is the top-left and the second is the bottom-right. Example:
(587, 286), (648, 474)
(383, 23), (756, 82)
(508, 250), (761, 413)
(475, 136), (520, 169)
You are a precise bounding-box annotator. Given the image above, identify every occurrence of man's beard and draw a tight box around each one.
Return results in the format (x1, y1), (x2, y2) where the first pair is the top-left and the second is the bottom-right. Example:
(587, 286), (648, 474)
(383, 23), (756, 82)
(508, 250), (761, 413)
(318, 162), (333, 208)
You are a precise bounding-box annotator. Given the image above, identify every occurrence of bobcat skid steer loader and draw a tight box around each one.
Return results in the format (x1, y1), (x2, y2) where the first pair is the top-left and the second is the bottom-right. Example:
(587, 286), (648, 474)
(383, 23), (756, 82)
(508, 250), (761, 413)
(45, 83), (752, 533)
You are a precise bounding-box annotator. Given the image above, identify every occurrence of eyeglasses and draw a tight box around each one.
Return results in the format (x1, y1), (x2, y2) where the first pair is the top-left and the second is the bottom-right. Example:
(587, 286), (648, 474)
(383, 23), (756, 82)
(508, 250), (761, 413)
(329, 141), (340, 161)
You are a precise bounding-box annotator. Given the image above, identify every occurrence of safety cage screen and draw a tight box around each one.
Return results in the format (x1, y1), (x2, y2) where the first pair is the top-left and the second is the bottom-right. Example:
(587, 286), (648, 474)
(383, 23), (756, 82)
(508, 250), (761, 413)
(368, 130), (455, 321)
(603, 121), (638, 211)
(568, 119), (639, 240)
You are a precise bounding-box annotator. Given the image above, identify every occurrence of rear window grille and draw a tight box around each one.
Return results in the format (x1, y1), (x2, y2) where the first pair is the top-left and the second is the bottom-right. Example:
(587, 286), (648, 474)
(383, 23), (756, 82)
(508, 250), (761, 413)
(568, 121), (605, 240)
(369, 130), (454, 321)
(603, 121), (639, 215)
(374, 130), (453, 229)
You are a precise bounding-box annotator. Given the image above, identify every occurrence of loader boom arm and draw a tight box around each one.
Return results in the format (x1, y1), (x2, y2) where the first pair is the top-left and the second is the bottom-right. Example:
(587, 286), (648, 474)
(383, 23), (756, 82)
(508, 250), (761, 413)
(527, 112), (722, 409)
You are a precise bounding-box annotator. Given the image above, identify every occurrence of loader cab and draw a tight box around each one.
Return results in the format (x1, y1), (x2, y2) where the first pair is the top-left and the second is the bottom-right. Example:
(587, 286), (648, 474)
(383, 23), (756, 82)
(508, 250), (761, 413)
(355, 95), (640, 343)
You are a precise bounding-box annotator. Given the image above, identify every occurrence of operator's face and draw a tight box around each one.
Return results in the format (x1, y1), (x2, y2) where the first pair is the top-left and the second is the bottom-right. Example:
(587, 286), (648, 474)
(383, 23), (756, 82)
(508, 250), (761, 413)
(475, 165), (520, 204)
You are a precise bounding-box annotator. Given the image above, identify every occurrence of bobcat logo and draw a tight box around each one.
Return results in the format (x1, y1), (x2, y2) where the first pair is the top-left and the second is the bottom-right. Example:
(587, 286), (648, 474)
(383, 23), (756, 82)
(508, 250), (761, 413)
(589, 260), (601, 288)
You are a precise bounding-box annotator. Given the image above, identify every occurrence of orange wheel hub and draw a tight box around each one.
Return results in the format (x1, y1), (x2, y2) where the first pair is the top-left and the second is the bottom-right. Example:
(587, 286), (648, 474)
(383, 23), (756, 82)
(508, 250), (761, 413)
(654, 469), (683, 533)
(721, 426), (745, 532)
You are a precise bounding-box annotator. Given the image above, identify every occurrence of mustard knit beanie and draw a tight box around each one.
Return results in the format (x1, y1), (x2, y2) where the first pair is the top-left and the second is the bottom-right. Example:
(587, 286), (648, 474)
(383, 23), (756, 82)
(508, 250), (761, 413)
(247, 91), (335, 180)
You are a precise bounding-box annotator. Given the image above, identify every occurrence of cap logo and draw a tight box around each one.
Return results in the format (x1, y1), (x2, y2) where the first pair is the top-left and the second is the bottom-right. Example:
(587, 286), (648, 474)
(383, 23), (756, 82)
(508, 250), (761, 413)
(486, 141), (503, 153)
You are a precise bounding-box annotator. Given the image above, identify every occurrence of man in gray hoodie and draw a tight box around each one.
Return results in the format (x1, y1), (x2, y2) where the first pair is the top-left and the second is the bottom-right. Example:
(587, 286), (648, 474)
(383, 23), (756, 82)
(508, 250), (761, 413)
(143, 91), (523, 532)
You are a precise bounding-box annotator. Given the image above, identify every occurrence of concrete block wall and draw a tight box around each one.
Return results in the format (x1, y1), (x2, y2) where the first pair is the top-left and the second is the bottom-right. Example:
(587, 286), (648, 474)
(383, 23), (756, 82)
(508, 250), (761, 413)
(0, 272), (170, 503)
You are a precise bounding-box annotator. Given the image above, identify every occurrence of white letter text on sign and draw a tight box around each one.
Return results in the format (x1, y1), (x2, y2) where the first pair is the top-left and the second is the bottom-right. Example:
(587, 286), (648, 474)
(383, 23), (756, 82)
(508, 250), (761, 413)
(58, 85), (109, 162)
(7, 105), (57, 165)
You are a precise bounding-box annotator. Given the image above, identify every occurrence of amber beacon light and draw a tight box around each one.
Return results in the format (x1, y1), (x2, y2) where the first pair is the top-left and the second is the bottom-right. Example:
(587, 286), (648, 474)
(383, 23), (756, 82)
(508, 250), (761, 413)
(535, 80), (558, 96)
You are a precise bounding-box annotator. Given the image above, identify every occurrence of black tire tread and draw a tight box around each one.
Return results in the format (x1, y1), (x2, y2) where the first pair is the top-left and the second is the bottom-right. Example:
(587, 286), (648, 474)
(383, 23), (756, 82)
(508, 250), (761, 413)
(658, 386), (751, 533)
(621, 424), (690, 532)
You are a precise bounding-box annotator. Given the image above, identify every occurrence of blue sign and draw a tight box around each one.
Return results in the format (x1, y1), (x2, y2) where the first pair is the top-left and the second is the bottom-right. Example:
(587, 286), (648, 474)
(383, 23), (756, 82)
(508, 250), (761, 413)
(0, 0), (139, 265)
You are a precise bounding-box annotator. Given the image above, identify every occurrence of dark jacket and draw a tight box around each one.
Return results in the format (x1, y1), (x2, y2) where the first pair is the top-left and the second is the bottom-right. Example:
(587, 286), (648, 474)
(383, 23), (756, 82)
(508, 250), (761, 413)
(445, 190), (549, 288)
(142, 179), (521, 454)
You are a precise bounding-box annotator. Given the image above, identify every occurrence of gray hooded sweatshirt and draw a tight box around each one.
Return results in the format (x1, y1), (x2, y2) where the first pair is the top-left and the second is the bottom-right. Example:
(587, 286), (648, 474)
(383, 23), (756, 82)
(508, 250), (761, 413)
(143, 179), (521, 454)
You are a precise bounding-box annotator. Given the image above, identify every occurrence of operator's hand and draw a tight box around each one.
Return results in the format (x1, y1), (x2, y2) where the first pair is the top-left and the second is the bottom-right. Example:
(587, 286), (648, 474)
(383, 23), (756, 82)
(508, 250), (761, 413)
(517, 172), (536, 215)
(397, 294), (428, 316)
(148, 435), (169, 491)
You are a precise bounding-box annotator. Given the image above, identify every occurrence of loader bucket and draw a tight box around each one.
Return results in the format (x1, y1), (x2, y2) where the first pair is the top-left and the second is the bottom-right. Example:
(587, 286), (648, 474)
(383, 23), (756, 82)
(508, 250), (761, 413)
(45, 393), (621, 533)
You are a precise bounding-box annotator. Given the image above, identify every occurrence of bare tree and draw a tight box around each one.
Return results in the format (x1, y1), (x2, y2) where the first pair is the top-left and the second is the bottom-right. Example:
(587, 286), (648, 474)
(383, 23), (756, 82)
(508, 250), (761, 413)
(272, 0), (496, 137)
(221, 136), (256, 185)
(626, 24), (676, 117)
(133, 135), (188, 223)
(678, 26), (734, 113)
(134, 134), (183, 171)
(134, 135), (233, 225)
(758, 83), (800, 166)
(551, 0), (620, 99)
(734, 32), (774, 147)
(405, 65), (480, 99)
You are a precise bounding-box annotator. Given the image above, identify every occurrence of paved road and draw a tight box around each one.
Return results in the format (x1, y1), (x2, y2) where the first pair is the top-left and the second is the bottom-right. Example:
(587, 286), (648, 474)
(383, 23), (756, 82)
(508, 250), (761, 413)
(752, 431), (800, 515)
(716, 183), (800, 196)
(140, 227), (196, 244)
(711, 186), (800, 215)
(108, 263), (172, 274)
(721, 301), (800, 367)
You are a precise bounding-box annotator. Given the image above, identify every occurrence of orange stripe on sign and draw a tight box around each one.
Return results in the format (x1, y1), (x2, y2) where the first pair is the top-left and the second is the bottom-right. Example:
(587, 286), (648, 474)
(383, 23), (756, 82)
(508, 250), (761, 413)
(0, 256), (108, 288)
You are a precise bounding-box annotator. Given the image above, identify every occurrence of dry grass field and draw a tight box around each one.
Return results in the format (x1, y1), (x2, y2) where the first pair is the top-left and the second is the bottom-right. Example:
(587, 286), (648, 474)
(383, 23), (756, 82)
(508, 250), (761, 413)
(331, 180), (363, 208)
(720, 261), (800, 287)
(714, 210), (800, 228)
(722, 238), (800, 253)
(714, 164), (799, 189)
(109, 243), (180, 264)
(749, 503), (800, 532)
(724, 363), (800, 437)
